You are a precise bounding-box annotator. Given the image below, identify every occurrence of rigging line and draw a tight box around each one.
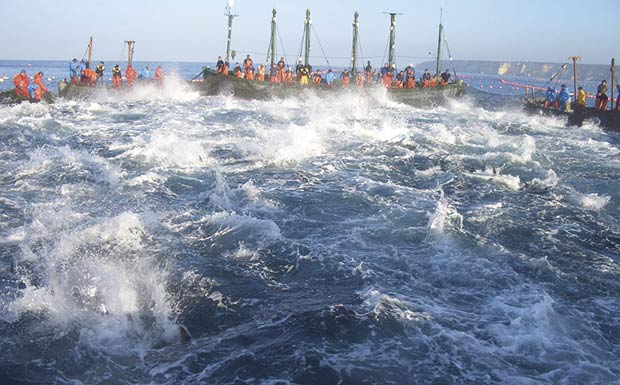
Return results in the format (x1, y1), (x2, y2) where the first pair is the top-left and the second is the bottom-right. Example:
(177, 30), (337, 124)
(443, 34), (457, 78)
(311, 25), (331, 67)
(381, 35), (389, 67)
(297, 25), (306, 62)
(276, 25), (290, 65)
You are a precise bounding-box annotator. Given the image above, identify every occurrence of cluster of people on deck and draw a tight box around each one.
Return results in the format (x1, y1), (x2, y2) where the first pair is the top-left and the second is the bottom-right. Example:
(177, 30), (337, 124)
(68, 58), (164, 89)
(544, 80), (620, 112)
(12, 59), (166, 102)
(12, 69), (48, 102)
(215, 54), (455, 89)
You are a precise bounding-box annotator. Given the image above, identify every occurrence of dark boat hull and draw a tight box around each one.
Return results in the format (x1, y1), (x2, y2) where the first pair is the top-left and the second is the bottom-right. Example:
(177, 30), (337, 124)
(0, 88), (55, 105)
(195, 68), (464, 107)
(524, 99), (620, 131)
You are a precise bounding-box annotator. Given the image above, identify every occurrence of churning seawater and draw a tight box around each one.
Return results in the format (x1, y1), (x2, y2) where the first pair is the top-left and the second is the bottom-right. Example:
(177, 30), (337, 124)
(1, 78), (619, 385)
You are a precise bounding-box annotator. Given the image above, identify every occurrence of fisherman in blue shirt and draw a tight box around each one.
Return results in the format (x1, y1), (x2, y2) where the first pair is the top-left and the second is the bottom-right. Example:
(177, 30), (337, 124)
(325, 69), (335, 87)
(27, 83), (38, 101)
(140, 65), (152, 80)
(557, 84), (570, 111)
(544, 87), (558, 109)
(70, 58), (81, 84)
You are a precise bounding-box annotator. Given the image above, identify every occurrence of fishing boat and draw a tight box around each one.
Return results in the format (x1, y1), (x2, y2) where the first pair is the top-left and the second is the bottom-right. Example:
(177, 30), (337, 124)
(197, 3), (464, 107)
(0, 82), (55, 105)
(522, 56), (620, 131)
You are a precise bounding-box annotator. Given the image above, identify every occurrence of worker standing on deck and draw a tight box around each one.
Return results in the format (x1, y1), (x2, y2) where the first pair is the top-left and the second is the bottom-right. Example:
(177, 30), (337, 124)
(575, 86), (586, 112)
(243, 55), (253, 72)
(95, 62), (105, 84)
(256, 65), (265, 82)
(155, 66), (164, 84)
(544, 87), (558, 109)
(364, 61), (372, 84)
(299, 65), (310, 85)
(125, 64), (137, 87)
(595, 80), (608, 110)
(277, 57), (286, 83)
(112, 65), (123, 88)
(405, 66), (416, 89)
(233, 63), (243, 78)
(33, 71), (48, 101)
(557, 84), (570, 112)
(421, 69), (432, 88)
(140, 66), (152, 81)
(13, 70), (30, 98)
(70, 58), (81, 85)
(341, 69), (351, 87)
(216, 56), (225, 74)
(325, 69), (335, 87)
(440, 69), (451, 85)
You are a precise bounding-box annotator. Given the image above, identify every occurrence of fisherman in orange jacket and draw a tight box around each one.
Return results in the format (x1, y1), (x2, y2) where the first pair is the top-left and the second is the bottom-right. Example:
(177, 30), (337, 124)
(155, 66), (164, 83)
(112, 65), (123, 88)
(33, 72), (48, 101)
(81, 68), (98, 86)
(13, 70), (30, 98)
(256, 65), (265, 82)
(125, 65), (137, 87)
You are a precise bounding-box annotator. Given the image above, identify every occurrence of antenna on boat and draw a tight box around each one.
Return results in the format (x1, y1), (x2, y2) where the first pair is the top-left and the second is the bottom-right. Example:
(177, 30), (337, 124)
(383, 12), (401, 72)
(351, 12), (359, 77)
(569, 56), (580, 100)
(225, 1), (239, 65)
(435, 6), (444, 77)
(266, 8), (277, 69)
(304, 9), (311, 67)
(125, 40), (135, 67)
(87, 37), (93, 68)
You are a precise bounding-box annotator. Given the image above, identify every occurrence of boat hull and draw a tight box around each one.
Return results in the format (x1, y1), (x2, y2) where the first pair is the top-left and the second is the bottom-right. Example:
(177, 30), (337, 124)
(195, 68), (464, 107)
(524, 99), (620, 131)
(0, 88), (55, 105)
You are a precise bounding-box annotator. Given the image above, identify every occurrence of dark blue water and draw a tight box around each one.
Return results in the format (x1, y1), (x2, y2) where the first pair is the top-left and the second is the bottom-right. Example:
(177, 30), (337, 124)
(1, 61), (619, 385)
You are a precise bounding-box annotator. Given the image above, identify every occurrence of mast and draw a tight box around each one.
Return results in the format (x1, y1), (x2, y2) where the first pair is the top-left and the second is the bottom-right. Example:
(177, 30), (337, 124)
(268, 8), (277, 69)
(304, 9), (311, 67)
(611, 58), (616, 111)
(87, 37), (93, 69)
(225, 1), (238, 64)
(351, 12), (359, 77)
(435, 7), (444, 77)
(570, 56), (580, 104)
(125, 40), (135, 67)
(387, 13), (396, 71)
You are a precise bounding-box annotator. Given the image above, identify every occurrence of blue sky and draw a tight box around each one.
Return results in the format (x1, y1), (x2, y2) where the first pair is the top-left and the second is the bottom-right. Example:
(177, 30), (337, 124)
(1, 0), (618, 66)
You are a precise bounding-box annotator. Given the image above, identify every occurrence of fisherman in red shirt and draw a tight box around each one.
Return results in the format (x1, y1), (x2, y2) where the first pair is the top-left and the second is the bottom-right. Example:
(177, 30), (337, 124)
(125, 64), (137, 87)
(155, 66), (164, 83)
(33, 72), (48, 101)
(13, 70), (30, 98)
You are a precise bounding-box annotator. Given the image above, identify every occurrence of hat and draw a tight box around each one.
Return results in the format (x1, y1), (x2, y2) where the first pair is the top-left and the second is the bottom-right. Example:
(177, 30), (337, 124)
(561, 84), (566, 88)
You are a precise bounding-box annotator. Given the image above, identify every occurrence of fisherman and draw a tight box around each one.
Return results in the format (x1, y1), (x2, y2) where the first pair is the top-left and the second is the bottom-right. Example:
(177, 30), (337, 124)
(557, 84), (570, 111)
(382, 66), (393, 88)
(269, 64), (278, 83)
(233, 63), (243, 78)
(155, 65), (164, 84)
(216, 56), (226, 74)
(125, 64), (137, 87)
(380, 63), (389, 78)
(256, 65), (265, 82)
(140, 65), (152, 80)
(246, 65), (255, 80)
(33, 71), (48, 101)
(595, 80), (608, 111)
(70, 58), (81, 85)
(544, 87), (558, 109)
(299, 65), (310, 85)
(243, 55), (254, 72)
(421, 69), (432, 87)
(440, 69), (451, 85)
(405, 66), (416, 89)
(617, 84), (620, 110)
(95, 61), (105, 83)
(112, 64), (123, 88)
(277, 57), (286, 82)
(285, 67), (294, 83)
(575, 86), (586, 112)
(295, 58), (304, 79)
(81, 66), (98, 86)
(364, 61), (372, 84)
(341, 69), (351, 87)
(13, 70), (30, 98)
(312, 69), (322, 85)
(27, 82), (38, 102)
(356, 72), (364, 86)
(325, 69), (335, 87)
(395, 71), (405, 88)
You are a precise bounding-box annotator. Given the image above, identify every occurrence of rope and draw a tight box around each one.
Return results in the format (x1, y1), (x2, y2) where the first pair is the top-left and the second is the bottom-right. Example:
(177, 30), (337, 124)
(276, 26), (290, 66)
(297, 25), (306, 63)
(381, 35), (389, 67)
(311, 25), (331, 67)
(544, 62), (569, 88)
(443, 34), (457, 78)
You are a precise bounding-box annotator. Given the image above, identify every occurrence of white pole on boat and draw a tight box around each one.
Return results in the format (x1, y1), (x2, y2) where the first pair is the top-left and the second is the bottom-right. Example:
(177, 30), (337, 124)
(225, 1), (238, 65)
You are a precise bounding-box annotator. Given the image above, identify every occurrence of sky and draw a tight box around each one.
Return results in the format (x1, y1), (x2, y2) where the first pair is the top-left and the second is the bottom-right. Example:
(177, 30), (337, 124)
(1, 0), (618, 67)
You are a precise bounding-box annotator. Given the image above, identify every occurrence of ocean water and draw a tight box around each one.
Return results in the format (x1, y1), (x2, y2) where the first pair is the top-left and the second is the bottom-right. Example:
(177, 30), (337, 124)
(0, 61), (619, 385)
